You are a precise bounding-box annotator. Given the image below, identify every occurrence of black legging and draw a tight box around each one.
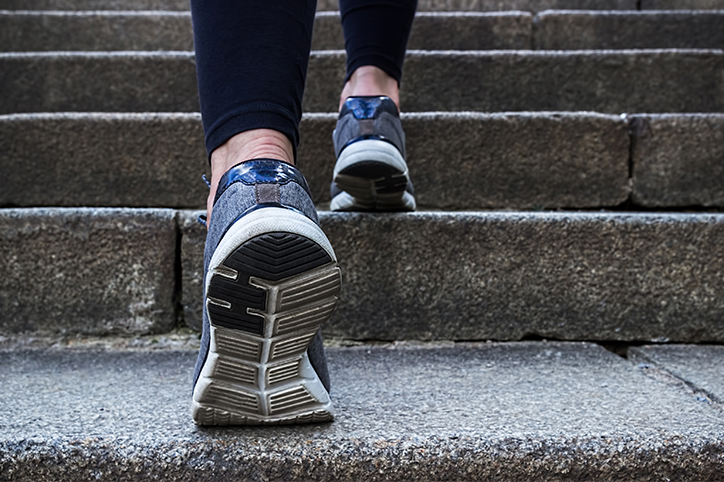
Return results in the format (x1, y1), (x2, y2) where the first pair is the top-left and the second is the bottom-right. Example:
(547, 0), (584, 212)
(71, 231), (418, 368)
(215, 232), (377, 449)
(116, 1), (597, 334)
(191, 0), (418, 159)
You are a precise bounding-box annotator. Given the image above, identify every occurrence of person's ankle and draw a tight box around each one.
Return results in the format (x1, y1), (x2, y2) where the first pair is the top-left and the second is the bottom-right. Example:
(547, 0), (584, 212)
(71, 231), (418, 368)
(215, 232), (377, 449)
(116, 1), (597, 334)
(339, 66), (400, 111)
(207, 129), (294, 224)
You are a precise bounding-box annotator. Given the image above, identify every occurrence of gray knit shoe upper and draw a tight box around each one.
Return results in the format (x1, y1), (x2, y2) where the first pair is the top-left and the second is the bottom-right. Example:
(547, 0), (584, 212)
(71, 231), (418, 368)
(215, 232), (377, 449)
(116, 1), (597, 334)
(331, 96), (416, 212)
(192, 159), (340, 426)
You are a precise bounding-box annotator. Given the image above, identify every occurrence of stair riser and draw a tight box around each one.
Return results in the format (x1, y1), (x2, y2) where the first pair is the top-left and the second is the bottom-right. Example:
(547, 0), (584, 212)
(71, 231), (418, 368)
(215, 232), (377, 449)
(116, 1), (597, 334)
(4, 11), (724, 52)
(0, 12), (534, 52)
(535, 11), (724, 50)
(0, 112), (634, 209)
(2, 51), (723, 114)
(180, 211), (724, 343)
(0, 208), (177, 336)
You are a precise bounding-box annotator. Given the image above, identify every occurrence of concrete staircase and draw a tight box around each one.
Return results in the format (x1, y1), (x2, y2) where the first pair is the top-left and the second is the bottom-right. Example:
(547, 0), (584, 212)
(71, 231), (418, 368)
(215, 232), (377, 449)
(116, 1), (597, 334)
(1, 0), (724, 480)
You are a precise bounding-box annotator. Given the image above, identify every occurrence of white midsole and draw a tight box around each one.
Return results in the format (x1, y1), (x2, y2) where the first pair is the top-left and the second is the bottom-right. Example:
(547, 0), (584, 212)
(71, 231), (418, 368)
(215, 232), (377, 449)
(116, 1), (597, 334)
(207, 207), (336, 294)
(333, 139), (408, 178)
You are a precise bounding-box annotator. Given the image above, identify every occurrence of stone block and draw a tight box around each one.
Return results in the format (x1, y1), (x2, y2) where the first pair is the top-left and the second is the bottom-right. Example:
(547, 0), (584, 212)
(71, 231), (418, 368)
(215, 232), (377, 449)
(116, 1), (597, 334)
(0, 112), (629, 210)
(3, 51), (723, 114)
(0, 12), (194, 52)
(2, 343), (723, 480)
(0, 0), (189, 9)
(630, 345), (724, 403)
(630, 114), (724, 207)
(178, 210), (205, 331)
(300, 112), (631, 209)
(313, 12), (533, 51)
(535, 11), (724, 50)
(642, 0), (724, 9)
(0, 208), (178, 336)
(180, 211), (724, 342)
(0, 113), (209, 208)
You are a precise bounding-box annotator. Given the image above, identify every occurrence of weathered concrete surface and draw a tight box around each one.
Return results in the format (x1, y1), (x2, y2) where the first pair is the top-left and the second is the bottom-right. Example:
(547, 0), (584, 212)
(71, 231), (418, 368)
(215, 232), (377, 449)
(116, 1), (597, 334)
(630, 114), (724, 208)
(1, 343), (723, 481)
(535, 11), (724, 50)
(0, 0), (189, 10)
(181, 211), (724, 342)
(179, 211), (205, 331)
(0, 11), (194, 52)
(642, 0), (724, 9)
(3, 50), (723, 114)
(0, 112), (630, 210)
(0, 113), (209, 208)
(320, 0), (640, 11)
(2, 0), (639, 11)
(302, 112), (630, 210)
(0, 12), (532, 52)
(314, 11), (533, 50)
(630, 345), (724, 403)
(0, 208), (177, 336)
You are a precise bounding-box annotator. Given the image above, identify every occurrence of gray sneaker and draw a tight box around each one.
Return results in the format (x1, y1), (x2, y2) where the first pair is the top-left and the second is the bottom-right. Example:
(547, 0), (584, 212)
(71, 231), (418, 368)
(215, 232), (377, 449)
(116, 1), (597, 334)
(192, 159), (341, 425)
(331, 96), (416, 211)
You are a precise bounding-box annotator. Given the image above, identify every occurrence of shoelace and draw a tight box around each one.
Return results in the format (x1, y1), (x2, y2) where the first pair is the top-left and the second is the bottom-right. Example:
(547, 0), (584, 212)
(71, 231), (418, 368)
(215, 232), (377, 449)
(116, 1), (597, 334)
(197, 174), (211, 227)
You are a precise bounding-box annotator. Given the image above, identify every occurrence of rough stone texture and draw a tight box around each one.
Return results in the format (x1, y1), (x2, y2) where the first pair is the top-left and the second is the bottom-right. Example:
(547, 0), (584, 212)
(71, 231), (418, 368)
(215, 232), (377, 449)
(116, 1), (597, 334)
(319, 0), (639, 11)
(0, 208), (177, 336)
(1, 343), (723, 481)
(2, 0), (640, 11)
(630, 114), (724, 208)
(181, 211), (724, 342)
(178, 210), (205, 331)
(301, 112), (631, 209)
(0, 113), (208, 208)
(0, 11), (194, 52)
(0, 12), (532, 52)
(535, 11), (724, 50)
(0, 112), (630, 210)
(630, 344), (724, 403)
(642, 0), (724, 9)
(3, 50), (723, 114)
(313, 12), (533, 50)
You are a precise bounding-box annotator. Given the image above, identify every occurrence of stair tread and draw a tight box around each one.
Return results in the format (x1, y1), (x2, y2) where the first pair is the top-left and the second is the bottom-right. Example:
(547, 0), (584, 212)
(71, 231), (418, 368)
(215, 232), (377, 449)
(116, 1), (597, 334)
(1, 342), (722, 480)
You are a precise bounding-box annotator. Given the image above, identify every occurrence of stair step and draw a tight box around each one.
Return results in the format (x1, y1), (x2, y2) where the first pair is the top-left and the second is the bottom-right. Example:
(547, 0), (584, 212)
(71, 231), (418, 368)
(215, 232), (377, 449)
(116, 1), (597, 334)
(182, 210), (724, 342)
(4, 10), (724, 52)
(4, 208), (722, 341)
(1, 342), (722, 480)
(3, 112), (721, 210)
(0, 11), (534, 52)
(535, 10), (724, 50)
(6, 0), (724, 12)
(0, 208), (177, 336)
(0, 111), (635, 209)
(3, 50), (722, 114)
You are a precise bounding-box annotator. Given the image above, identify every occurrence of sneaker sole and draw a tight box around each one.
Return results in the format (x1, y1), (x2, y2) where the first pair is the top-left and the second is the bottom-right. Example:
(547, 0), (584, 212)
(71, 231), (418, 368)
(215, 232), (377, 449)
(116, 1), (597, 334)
(192, 207), (341, 425)
(332, 139), (415, 212)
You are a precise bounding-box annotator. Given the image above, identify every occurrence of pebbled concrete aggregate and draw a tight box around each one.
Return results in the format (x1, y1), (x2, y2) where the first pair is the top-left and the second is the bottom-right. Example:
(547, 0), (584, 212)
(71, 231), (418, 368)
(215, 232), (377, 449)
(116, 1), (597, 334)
(0, 342), (723, 481)
(0, 208), (177, 336)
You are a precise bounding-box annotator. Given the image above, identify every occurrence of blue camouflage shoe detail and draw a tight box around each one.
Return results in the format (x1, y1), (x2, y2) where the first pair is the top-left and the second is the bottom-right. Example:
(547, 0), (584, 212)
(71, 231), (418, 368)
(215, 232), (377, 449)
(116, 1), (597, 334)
(331, 96), (416, 212)
(192, 159), (341, 425)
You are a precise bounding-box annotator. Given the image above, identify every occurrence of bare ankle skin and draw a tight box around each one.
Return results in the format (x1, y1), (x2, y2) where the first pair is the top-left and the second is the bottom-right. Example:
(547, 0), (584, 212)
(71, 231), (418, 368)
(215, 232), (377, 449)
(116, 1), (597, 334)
(339, 65), (400, 111)
(207, 129), (294, 224)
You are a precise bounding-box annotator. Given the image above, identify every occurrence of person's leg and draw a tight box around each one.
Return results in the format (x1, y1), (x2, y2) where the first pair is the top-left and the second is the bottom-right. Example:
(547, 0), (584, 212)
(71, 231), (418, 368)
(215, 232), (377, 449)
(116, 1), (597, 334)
(190, 0), (341, 426)
(191, 0), (314, 220)
(331, 0), (418, 211)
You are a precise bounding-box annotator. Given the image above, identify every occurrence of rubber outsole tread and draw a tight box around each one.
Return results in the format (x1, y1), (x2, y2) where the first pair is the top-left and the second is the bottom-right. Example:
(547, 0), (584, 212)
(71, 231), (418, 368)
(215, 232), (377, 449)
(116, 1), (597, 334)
(194, 228), (340, 426)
